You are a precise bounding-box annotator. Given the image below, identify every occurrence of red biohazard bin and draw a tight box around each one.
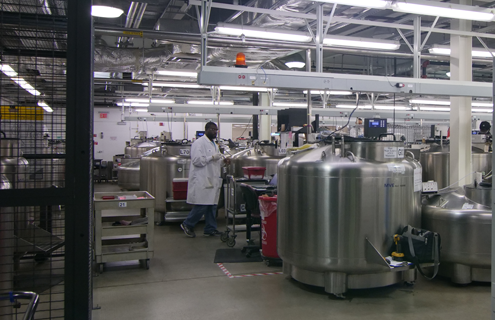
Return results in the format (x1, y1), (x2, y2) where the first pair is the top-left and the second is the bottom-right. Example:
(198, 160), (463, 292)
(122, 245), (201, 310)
(242, 166), (266, 179)
(172, 178), (188, 200)
(258, 195), (279, 259)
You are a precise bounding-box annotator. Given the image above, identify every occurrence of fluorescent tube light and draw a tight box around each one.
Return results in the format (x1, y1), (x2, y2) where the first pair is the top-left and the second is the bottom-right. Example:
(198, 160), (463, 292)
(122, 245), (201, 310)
(0, 64), (18, 77)
(219, 86), (271, 92)
(215, 23), (312, 43)
(155, 70), (198, 78)
(285, 61), (305, 69)
(117, 102), (150, 107)
(335, 104), (372, 109)
(273, 102), (308, 107)
(91, 5), (124, 18)
(324, 35), (400, 50)
(446, 72), (451, 77)
(472, 102), (492, 107)
(12, 77), (41, 96)
(420, 106), (451, 111)
(314, 0), (388, 9)
(374, 105), (408, 110)
(429, 46), (495, 58)
(133, 108), (149, 112)
(392, 2), (494, 21)
(187, 100), (234, 106)
(142, 82), (208, 89)
(38, 101), (53, 112)
(410, 99), (450, 106)
(125, 98), (175, 103)
(304, 90), (353, 95)
(472, 108), (492, 113)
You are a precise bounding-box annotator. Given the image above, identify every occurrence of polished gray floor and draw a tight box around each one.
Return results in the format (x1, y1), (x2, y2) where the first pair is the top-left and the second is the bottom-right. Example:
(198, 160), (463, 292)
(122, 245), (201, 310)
(92, 183), (490, 320)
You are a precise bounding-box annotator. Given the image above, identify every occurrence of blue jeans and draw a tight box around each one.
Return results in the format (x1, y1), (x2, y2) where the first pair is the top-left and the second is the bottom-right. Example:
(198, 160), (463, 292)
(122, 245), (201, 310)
(183, 205), (218, 233)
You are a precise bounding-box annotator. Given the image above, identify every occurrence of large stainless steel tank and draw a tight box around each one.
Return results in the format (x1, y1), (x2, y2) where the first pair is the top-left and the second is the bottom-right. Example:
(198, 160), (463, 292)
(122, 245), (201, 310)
(118, 159), (140, 191)
(125, 141), (160, 158)
(420, 145), (491, 189)
(422, 184), (491, 284)
(230, 142), (286, 178)
(1, 139), (28, 189)
(278, 140), (422, 296)
(140, 142), (192, 222)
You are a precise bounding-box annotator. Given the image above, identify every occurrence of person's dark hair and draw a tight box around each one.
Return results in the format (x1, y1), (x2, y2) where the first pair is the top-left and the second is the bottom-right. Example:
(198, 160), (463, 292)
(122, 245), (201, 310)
(205, 121), (217, 131)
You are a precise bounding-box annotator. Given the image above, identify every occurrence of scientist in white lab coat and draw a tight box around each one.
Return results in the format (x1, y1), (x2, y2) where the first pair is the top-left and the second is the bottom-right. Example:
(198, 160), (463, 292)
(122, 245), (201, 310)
(181, 122), (230, 238)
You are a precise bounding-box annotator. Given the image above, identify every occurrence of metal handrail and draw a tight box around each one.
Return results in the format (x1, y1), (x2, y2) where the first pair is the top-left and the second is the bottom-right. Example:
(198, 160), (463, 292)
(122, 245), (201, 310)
(0, 291), (39, 320)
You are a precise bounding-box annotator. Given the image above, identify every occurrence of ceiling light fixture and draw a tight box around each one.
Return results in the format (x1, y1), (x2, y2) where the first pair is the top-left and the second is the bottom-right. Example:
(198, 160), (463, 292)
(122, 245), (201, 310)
(219, 86), (272, 92)
(429, 46), (495, 58)
(304, 90), (353, 95)
(392, 2), (494, 21)
(285, 53), (306, 69)
(419, 106), (451, 111)
(324, 35), (400, 50)
(187, 100), (234, 106)
(410, 99), (451, 106)
(373, 105), (408, 110)
(273, 102), (308, 107)
(0, 64), (18, 77)
(142, 82), (208, 89)
(472, 108), (493, 113)
(117, 102), (150, 107)
(133, 108), (149, 112)
(472, 102), (493, 107)
(215, 23), (312, 43)
(38, 101), (53, 112)
(155, 70), (198, 78)
(335, 104), (372, 109)
(1, 65), (40, 96)
(125, 98), (175, 104)
(91, 5), (124, 18)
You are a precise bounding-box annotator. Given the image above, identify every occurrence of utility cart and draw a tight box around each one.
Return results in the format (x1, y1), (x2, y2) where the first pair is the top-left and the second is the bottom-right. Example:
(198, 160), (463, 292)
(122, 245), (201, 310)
(94, 191), (155, 273)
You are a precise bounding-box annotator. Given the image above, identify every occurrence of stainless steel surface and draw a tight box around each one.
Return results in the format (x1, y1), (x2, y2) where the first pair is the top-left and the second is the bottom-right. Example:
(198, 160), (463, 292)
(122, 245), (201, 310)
(278, 141), (421, 294)
(140, 143), (191, 222)
(230, 143), (286, 179)
(422, 184), (492, 283)
(125, 141), (160, 158)
(118, 159), (141, 191)
(0, 139), (22, 157)
(420, 145), (492, 189)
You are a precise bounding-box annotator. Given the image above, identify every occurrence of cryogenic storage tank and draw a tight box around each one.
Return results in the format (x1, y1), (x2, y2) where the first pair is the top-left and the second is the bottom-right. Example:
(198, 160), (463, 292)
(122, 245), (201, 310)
(278, 139), (422, 296)
(118, 159), (140, 191)
(230, 142), (286, 178)
(1, 139), (28, 189)
(140, 142), (192, 222)
(420, 145), (491, 189)
(422, 184), (491, 284)
(125, 141), (160, 158)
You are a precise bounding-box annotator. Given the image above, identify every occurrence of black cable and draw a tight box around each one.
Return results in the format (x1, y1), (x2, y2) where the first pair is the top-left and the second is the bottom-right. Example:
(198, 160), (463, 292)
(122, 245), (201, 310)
(328, 94), (360, 136)
(237, 116), (253, 140)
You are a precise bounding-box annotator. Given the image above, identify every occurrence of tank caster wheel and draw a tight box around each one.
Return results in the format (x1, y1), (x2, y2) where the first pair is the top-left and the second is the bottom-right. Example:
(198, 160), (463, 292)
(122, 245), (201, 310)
(98, 263), (104, 274)
(140, 259), (150, 270)
(265, 260), (271, 267)
(220, 232), (229, 242)
(405, 281), (415, 286)
(227, 237), (236, 247)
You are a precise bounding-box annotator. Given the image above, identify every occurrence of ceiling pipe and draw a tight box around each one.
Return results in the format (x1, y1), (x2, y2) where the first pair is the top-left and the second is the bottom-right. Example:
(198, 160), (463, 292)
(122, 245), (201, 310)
(117, 2), (139, 47)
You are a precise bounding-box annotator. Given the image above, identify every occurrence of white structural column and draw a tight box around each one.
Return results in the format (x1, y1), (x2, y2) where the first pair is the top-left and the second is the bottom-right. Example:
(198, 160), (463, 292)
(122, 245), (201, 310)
(259, 93), (271, 141)
(449, 0), (473, 188)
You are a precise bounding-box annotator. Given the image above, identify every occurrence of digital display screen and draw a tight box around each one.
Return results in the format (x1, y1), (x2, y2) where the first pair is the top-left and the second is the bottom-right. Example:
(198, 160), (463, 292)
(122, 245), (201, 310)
(369, 121), (381, 127)
(196, 131), (205, 138)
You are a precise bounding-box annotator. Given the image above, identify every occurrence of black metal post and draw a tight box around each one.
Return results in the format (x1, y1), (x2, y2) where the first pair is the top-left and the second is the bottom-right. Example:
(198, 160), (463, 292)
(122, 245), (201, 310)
(65, 0), (93, 318)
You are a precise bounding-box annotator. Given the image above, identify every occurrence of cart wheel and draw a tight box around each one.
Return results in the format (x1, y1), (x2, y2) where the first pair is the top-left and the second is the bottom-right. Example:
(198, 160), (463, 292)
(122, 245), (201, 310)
(227, 237), (236, 247)
(220, 232), (229, 242)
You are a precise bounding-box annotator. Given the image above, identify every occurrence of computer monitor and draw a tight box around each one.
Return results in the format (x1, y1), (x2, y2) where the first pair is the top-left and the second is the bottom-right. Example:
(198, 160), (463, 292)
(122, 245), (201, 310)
(196, 131), (205, 139)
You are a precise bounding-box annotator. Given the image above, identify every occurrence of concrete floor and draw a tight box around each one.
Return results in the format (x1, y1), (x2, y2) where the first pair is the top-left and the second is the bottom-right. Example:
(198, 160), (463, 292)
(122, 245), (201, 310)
(92, 183), (490, 320)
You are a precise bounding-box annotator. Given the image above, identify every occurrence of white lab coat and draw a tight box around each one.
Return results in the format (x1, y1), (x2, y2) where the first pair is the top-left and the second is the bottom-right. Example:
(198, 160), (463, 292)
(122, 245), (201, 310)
(186, 135), (223, 205)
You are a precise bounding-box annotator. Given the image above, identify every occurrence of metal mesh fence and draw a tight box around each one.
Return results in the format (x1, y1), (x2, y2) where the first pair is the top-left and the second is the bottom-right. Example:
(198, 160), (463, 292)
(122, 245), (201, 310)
(0, 0), (67, 319)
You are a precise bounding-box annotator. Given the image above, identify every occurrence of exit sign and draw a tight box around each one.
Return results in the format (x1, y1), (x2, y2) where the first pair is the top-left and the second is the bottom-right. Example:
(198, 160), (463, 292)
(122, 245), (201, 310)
(100, 113), (107, 119)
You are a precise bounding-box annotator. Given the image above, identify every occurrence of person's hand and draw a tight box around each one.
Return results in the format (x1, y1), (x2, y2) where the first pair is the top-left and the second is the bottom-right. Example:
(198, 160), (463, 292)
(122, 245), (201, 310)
(211, 154), (223, 161)
(223, 157), (231, 165)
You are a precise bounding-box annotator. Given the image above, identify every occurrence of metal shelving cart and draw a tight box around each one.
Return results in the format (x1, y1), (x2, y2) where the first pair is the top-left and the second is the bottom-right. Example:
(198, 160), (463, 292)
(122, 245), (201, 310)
(94, 191), (155, 273)
(221, 175), (271, 247)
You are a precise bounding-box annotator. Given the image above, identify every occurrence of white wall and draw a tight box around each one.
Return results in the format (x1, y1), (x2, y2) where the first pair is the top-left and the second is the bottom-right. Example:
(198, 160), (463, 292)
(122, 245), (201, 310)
(94, 108), (234, 161)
